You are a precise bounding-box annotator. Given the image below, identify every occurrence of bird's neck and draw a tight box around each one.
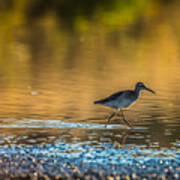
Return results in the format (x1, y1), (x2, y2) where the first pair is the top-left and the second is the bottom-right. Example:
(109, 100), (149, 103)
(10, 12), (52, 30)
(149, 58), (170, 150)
(134, 88), (141, 98)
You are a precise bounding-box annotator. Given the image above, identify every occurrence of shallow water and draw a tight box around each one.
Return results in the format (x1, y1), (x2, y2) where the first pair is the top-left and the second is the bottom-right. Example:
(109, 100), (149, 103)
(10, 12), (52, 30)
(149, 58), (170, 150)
(0, 0), (180, 178)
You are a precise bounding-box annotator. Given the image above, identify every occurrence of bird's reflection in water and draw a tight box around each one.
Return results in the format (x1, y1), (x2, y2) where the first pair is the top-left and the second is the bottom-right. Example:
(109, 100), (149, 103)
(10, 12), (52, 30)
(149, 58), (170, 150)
(121, 131), (130, 145)
(113, 130), (131, 148)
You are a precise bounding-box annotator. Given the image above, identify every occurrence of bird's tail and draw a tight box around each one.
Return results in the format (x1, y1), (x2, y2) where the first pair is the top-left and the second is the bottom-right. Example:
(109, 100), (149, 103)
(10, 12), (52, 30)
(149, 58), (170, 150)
(94, 99), (106, 104)
(94, 100), (100, 104)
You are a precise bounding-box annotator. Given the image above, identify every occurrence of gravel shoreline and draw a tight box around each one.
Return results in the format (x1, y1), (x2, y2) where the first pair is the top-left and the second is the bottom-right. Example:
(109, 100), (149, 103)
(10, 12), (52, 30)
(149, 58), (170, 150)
(0, 144), (180, 179)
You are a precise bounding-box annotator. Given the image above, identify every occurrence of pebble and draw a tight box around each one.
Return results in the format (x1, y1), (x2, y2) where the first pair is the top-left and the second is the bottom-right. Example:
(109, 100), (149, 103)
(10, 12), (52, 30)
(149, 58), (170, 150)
(0, 144), (179, 179)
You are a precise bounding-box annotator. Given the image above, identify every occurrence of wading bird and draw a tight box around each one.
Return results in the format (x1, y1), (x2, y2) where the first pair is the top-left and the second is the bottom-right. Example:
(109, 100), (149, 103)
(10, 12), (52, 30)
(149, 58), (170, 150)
(94, 82), (155, 128)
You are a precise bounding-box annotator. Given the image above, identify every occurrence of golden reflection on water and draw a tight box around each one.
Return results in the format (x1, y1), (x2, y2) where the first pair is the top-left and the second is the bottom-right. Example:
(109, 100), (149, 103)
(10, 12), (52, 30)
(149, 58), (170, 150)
(0, 1), (180, 147)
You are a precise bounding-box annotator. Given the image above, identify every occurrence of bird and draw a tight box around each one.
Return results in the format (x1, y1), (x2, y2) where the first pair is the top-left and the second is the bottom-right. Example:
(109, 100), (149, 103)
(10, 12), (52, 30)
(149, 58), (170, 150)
(94, 82), (155, 128)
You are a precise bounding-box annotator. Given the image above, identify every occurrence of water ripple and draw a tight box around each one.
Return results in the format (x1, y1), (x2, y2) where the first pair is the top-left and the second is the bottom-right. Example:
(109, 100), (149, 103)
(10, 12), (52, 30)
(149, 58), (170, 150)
(0, 118), (147, 130)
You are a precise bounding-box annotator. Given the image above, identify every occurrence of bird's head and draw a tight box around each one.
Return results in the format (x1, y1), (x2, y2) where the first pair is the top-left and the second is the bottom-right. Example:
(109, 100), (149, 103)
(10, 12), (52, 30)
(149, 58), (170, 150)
(135, 82), (155, 94)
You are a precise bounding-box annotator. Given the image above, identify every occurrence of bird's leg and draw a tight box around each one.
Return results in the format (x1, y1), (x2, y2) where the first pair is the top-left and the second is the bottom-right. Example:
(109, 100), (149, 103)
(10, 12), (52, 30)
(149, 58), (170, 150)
(106, 109), (119, 125)
(120, 109), (133, 128)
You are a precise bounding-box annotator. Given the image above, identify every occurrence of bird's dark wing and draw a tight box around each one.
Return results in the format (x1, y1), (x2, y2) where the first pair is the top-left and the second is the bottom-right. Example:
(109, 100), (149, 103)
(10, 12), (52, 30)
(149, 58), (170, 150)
(123, 90), (136, 99)
(94, 91), (125, 104)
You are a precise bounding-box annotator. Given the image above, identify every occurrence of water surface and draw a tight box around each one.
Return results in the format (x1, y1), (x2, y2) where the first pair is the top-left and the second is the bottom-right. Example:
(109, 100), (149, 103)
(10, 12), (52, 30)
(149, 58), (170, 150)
(0, 0), (180, 178)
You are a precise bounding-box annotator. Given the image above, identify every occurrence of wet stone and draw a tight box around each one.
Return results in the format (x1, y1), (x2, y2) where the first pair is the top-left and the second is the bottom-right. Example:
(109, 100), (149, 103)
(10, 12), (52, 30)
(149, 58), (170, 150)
(0, 143), (179, 179)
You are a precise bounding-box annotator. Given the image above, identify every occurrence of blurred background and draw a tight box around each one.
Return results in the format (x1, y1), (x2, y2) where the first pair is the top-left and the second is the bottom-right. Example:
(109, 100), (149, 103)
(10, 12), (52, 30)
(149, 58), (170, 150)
(0, 0), (180, 147)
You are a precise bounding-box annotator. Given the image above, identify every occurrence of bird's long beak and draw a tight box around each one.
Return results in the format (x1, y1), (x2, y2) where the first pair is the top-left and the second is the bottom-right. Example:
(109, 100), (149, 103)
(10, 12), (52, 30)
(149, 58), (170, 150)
(145, 87), (155, 94)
